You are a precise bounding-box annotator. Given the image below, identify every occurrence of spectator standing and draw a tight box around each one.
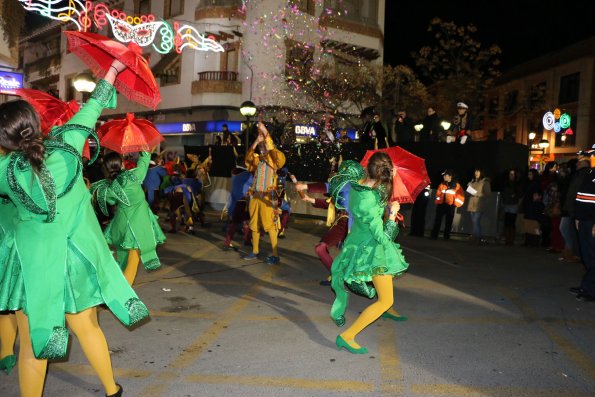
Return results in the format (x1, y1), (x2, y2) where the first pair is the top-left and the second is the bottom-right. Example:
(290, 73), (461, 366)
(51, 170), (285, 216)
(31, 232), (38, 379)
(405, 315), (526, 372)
(372, 113), (388, 148)
(466, 168), (491, 244)
(451, 102), (474, 144)
(430, 170), (465, 240)
(359, 112), (376, 150)
(419, 106), (441, 142)
(338, 128), (352, 144)
(571, 151), (595, 302)
(392, 110), (415, 145)
(560, 155), (589, 262)
(501, 169), (523, 245)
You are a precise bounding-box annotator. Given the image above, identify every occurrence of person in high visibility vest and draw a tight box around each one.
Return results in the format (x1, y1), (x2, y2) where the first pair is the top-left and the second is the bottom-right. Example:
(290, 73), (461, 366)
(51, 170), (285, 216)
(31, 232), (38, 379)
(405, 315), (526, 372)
(430, 169), (465, 240)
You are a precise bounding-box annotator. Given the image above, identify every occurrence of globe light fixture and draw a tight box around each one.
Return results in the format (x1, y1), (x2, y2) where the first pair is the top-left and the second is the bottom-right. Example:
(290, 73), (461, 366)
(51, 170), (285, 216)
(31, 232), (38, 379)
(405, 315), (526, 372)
(240, 100), (257, 118)
(528, 131), (536, 141)
(440, 121), (451, 130)
(414, 123), (423, 132)
(72, 72), (96, 93)
(240, 100), (257, 153)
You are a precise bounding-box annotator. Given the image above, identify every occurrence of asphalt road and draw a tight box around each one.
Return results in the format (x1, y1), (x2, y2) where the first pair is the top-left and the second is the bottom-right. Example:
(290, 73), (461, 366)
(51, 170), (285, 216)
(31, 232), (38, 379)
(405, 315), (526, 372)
(1, 213), (594, 397)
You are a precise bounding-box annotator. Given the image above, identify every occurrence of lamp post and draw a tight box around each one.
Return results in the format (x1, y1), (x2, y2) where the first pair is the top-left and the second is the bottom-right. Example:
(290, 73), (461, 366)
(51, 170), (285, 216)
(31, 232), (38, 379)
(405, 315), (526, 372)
(240, 100), (257, 154)
(72, 72), (96, 94)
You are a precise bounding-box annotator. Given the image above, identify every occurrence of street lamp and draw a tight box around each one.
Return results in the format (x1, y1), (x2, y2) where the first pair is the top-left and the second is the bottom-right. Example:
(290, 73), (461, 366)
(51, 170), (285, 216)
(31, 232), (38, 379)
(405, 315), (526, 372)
(440, 120), (451, 131)
(414, 123), (423, 132)
(240, 100), (257, 153)
(538, 139), (550, 149)
(72, 72), (96, 93)
(528, 131), (536, 141)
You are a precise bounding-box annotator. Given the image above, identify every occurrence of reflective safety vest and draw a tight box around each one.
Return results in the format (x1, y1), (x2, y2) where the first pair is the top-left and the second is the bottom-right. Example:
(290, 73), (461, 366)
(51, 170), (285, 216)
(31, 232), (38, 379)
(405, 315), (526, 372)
(435, 182), (465, 207)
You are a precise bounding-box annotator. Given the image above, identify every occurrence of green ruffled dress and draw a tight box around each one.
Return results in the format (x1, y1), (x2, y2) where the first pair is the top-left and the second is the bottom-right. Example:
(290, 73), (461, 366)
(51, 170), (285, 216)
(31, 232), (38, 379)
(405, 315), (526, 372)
(329, 161), (409, 326)
(91, 152), (166, 271)
(0, 197), (20, 311)
(0, 80), (150, 359)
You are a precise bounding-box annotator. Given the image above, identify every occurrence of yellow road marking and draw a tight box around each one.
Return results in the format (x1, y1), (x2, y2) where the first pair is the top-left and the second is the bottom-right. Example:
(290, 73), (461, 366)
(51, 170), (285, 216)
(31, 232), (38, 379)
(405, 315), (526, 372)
(412, 384), (592, 397)
(379, 324), (404, 395)
(135, 244), (217, 287)
(502, 288), (595, 380)
(184, 374), (374, 392)
(52, 363), (152, 379)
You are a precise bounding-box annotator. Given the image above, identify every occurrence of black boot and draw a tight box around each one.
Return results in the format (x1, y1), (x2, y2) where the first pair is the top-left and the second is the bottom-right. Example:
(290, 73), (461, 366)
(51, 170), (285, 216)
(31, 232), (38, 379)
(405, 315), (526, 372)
(107, 384), (123, 397)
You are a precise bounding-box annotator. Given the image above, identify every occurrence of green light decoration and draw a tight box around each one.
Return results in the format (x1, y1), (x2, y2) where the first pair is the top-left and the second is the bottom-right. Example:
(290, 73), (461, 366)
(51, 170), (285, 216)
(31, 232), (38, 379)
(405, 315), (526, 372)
(559, 113), (571, 129)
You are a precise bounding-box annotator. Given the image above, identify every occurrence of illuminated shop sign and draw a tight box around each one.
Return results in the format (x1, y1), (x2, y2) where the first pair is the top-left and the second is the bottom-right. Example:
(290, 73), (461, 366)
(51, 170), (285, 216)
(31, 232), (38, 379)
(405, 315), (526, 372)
(205, 121), (242, 133)
(295, 125), (318, 137)
(0, 72), (23, 95)
(155, 120), (243, 135)
(155, 122), (199, 135)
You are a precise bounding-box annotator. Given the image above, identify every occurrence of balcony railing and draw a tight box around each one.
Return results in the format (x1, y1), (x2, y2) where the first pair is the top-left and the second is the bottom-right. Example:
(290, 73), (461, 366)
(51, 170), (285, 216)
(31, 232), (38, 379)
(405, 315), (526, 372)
(196, 0), (242, 8)
(197, 71), (238, 81)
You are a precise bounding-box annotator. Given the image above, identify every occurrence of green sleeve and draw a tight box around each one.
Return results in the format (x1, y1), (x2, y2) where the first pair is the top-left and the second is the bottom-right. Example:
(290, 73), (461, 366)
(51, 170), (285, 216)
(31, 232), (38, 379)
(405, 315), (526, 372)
(131, 152), (151, 182)
(63, 80), (117, 152)
(351, 190), (397, 245)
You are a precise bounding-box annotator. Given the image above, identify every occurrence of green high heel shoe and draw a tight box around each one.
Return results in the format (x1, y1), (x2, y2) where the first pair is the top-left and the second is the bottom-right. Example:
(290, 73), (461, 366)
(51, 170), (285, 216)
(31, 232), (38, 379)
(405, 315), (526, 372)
(380, 312), (408, 322)
(0, 354), (16, 375)
(336, 335), (368, 354)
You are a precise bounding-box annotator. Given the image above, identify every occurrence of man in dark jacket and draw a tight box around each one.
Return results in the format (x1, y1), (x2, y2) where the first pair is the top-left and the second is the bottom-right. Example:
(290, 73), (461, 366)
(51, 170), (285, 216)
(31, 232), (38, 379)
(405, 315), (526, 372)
(419, 106), (441, 142)
(392, 110), (415, 144)
(573, 150), (595, 301)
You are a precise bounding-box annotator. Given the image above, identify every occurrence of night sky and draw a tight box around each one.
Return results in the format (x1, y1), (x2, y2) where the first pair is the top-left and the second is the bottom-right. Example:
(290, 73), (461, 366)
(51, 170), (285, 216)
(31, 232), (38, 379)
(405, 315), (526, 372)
(384, 0), (594, 71)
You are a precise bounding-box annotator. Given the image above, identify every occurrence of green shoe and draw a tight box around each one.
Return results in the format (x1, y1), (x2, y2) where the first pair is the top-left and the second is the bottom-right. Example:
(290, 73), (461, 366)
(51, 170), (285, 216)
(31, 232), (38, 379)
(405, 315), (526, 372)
(381, 312), (408, 322)
(0, 354), (16, 375)
(336, 335), (368, 354)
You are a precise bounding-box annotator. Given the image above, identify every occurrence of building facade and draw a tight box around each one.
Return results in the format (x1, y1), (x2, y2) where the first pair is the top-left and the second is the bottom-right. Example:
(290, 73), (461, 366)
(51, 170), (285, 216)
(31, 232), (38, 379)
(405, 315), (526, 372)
(483, 37), (595, 164)
(18, 0), (386, 151)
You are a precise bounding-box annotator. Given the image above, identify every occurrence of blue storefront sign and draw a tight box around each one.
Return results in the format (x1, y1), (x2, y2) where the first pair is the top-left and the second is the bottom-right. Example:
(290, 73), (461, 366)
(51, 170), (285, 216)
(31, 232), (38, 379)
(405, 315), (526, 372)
(155, 120), (243, 135)
(0, 72), (23, 95)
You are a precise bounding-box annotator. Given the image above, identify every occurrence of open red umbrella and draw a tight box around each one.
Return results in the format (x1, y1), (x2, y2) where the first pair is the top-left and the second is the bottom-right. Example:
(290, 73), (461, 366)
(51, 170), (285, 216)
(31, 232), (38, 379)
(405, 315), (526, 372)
(64, 31), (161, 110)
(98, 113), (164, 154)
(360, 146), (430, 204)
(15, 88), (94, 160)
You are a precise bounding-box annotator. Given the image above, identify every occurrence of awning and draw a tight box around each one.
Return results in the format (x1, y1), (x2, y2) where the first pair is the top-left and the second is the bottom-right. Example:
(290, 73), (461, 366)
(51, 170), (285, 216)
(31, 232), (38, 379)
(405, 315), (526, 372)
(320, 39), (380, 61)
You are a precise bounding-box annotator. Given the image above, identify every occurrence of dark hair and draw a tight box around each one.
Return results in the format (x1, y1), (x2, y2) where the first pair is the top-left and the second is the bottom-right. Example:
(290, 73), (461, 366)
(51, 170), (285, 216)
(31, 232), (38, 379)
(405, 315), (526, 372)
(102, 151), (123, 180)
(472, 168), (484, 181)
(366, 152), (393, 202)
(0, 100), (45, 173)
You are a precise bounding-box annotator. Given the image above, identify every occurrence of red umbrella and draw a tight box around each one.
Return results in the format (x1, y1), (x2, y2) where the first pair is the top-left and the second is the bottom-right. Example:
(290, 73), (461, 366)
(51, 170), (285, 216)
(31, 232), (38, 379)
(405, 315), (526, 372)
(64, 31), (161, 110)
(360, 146), (430, 204)
(98, 113), (164, 154)
(15, 88), (94, 160)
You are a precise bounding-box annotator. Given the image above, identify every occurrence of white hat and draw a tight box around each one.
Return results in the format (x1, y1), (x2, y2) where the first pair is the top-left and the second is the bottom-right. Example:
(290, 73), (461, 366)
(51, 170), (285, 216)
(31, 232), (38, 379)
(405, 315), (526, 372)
(457, 102), (468, 109)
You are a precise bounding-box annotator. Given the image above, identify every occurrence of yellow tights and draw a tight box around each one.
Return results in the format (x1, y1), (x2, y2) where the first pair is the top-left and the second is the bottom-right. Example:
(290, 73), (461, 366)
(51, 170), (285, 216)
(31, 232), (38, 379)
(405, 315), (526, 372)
(0, 313), (17, 359)
(123, 249), (140, 286)
(340, 274), (394, 349)
(15, 308), (119, 397)
(251, 229), (279, 256)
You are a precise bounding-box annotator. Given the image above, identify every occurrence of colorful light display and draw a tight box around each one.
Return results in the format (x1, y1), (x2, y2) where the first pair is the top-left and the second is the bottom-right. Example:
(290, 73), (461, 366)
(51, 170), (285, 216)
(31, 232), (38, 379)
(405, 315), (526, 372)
(18, 0), (224, 54)
(543, 109), (572, 134)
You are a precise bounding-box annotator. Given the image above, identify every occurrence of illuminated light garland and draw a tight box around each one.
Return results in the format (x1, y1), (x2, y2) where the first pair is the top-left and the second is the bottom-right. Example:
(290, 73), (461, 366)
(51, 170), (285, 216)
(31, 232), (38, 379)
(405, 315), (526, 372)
(542, 111), (555, 130)
(18, 0), (225, 54)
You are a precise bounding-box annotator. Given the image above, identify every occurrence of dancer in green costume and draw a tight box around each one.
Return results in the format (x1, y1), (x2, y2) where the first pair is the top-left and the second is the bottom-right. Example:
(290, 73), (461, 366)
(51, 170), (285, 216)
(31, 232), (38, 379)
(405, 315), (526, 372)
(0, 197), (18, 375)
(91, 150), (166, 285)
(329, 153), (409, 354)
(0, 60), (148, 397)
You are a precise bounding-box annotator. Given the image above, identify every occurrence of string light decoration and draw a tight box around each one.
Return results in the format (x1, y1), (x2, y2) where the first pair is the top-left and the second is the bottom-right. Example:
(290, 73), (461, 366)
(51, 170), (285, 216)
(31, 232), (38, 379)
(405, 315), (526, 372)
(17, 0), (224, 54)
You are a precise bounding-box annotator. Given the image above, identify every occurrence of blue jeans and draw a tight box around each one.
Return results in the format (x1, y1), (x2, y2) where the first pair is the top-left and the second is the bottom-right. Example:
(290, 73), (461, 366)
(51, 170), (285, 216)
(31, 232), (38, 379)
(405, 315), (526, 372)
(559, 216), (579, 255)
(470, 211), (482, 239)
